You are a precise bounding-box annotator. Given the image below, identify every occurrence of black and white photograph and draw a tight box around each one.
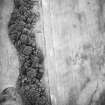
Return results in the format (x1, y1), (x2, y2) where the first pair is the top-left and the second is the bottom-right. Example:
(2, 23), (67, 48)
(0, 0), (105, 105)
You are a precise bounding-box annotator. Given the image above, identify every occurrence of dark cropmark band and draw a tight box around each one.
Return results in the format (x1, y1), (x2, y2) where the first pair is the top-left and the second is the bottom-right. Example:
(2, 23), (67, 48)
(8, 0), (52, 105)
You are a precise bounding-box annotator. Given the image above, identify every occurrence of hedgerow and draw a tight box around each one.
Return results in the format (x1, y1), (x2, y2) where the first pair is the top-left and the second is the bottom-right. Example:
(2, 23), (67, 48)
(8, 0), (52, 105)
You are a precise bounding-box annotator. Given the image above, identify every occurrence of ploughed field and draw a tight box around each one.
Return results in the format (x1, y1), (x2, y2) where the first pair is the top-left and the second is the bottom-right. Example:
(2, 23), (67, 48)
(0, 0), (105, 105)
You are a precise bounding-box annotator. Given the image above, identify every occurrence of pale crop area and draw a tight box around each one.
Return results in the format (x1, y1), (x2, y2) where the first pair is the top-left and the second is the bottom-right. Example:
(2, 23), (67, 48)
(42, 0), (105, 105)
(0, 0), (19, 93)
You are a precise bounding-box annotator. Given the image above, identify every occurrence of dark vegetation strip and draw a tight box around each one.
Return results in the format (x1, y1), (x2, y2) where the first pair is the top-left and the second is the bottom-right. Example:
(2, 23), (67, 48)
(7, 0), (51, 105)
